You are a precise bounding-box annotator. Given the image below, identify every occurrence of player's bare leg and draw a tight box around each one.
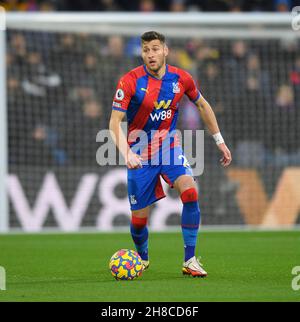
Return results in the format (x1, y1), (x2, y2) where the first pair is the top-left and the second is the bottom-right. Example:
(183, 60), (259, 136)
(174, 175), (207, 277)
(173, 174), (198, 195)
(130, 206), (150, 270)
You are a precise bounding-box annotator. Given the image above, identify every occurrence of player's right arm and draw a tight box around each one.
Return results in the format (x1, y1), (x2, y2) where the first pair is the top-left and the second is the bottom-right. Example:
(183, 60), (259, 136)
(109, 75), (142, 169)
(109, 110), (142, 169)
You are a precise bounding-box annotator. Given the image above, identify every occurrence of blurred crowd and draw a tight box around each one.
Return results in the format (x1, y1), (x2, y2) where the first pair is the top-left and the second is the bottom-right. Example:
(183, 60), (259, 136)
(6, 31), (300, 168)
(1, 0), (299, 12)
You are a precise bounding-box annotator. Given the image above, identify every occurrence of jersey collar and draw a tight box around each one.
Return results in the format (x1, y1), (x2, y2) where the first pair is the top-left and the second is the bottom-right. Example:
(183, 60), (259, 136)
(143, 64), (168, 80)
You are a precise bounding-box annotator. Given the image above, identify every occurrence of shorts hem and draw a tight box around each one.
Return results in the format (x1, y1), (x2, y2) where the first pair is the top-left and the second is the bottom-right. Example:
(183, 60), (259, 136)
(129, 194), (166, 211)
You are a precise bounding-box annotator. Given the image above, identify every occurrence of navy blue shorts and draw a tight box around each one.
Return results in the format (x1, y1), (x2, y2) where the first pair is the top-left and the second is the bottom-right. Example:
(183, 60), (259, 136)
(127, 146), (194, 210)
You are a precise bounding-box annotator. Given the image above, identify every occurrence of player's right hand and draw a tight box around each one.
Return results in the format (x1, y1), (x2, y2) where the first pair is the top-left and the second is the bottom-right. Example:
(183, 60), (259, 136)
(126, 150), (143, 169)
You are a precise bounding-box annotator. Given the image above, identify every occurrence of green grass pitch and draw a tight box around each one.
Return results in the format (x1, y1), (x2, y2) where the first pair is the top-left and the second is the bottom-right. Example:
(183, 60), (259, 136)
(0, 230), (299, 302)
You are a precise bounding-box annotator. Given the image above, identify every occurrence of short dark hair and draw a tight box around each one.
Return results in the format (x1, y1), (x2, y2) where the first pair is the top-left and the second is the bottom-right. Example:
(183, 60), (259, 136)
(141, 31), (165, 44)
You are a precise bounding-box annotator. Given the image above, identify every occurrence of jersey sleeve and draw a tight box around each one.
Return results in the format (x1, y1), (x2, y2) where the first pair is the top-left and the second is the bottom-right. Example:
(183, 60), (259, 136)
(183, 72), (201, 103)
(112, 75), (134, 112)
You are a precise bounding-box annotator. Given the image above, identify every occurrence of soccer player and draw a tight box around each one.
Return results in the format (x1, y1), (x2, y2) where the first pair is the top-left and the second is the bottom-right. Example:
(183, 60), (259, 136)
(109, 31), (232, 277)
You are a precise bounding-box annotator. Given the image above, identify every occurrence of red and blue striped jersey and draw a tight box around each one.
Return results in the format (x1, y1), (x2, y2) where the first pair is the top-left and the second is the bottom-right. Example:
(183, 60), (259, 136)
(112, 64), (201, 159)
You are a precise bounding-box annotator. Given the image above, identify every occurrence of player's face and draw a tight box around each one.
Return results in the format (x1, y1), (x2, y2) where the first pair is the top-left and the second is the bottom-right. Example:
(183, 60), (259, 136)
(141, 40), (168, 73)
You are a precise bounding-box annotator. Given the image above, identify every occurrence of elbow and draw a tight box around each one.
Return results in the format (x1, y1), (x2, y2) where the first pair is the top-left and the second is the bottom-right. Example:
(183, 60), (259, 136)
(109, 118), (113, 132)
(198, 104), (205, 113)
(109, 117), (116, 132)
(109, 118), (120, 136)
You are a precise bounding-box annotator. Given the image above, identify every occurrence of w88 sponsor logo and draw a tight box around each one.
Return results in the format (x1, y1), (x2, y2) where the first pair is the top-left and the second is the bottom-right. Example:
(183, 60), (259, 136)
(150, 109), (172, 121)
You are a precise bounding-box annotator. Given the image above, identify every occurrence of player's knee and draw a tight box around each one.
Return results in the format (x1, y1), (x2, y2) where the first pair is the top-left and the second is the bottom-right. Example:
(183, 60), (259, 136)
(180, 187), (198, 203)
(131, 215), (148, 229)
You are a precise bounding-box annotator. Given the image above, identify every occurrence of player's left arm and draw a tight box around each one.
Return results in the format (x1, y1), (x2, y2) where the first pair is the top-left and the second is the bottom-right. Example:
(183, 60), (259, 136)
(195, 95), (232, 167)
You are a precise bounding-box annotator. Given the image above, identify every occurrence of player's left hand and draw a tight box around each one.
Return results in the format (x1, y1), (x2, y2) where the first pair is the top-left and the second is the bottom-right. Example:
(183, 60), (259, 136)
(218, 143), (232, 167)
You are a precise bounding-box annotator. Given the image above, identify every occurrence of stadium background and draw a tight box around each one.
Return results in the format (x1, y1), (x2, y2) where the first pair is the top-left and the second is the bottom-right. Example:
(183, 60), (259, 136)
(1, 0), (300, 232)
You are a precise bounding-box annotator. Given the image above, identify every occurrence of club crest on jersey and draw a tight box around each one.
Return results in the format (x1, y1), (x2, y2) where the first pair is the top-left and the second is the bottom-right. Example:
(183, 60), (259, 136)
(115, 89), (125, 101)
(172, 82), (180, 94)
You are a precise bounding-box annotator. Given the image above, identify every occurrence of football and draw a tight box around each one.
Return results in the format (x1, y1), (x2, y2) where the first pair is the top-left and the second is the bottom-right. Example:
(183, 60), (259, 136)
(109, 249), (143, 280)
